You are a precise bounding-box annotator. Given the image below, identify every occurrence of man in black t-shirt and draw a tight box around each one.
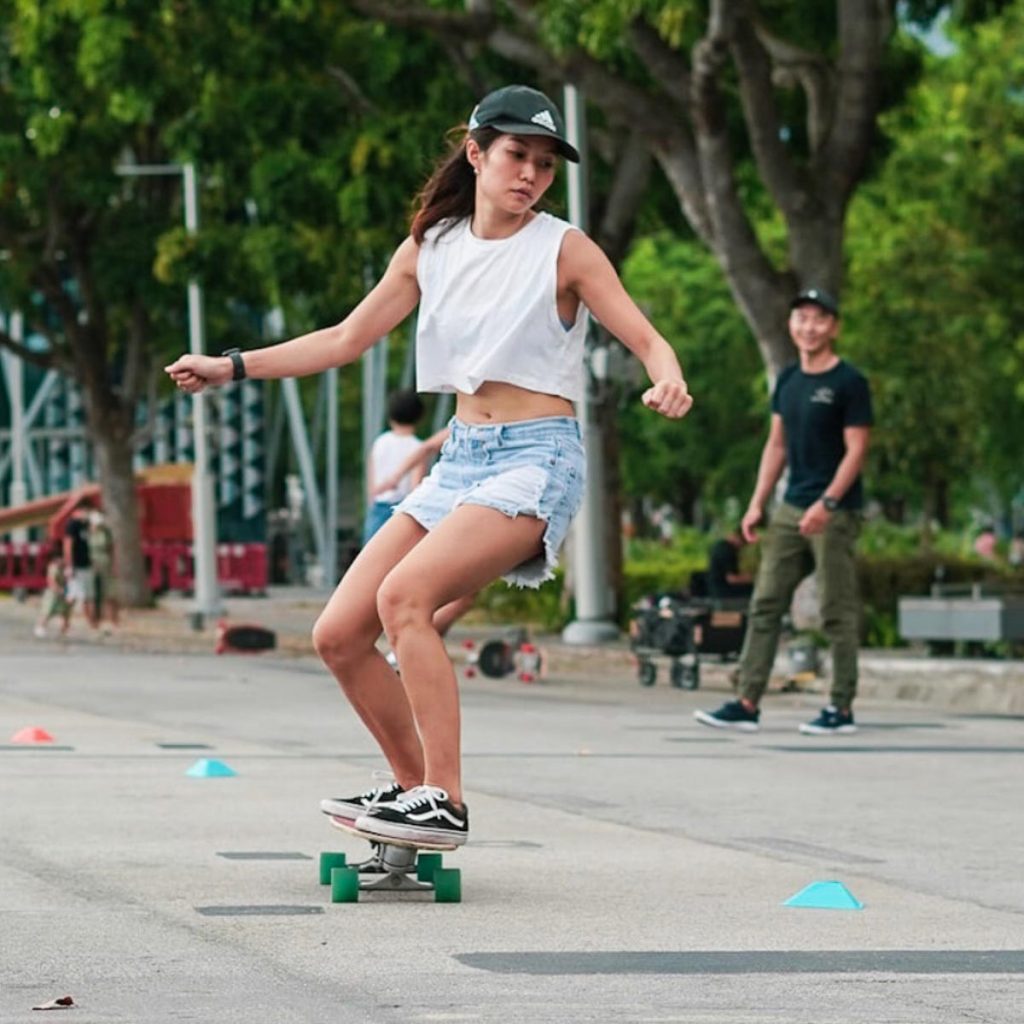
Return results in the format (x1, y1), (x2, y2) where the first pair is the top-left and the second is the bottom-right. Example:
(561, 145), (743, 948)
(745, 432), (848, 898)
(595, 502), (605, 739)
(707, 527), (753, 601)
(696, 287), (873, 736)
(63, 503), (96, 627)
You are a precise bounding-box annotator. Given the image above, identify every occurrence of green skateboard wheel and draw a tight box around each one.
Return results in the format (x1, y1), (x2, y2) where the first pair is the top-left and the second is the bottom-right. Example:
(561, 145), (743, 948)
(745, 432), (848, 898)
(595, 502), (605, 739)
(416, 852), (443, 882)
(330, 866), (360, 903)
(319, 852), (347, 885)
(433, 867), (461, 903)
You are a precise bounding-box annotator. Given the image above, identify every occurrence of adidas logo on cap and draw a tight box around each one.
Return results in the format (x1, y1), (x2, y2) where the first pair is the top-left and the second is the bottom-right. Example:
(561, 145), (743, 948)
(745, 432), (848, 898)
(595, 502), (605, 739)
(530, 109), (557, 132)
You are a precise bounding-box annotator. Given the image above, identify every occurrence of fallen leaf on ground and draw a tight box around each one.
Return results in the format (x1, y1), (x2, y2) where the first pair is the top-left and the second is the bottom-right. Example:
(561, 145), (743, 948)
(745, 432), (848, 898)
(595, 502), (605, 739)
(32, 996), (75, 1010)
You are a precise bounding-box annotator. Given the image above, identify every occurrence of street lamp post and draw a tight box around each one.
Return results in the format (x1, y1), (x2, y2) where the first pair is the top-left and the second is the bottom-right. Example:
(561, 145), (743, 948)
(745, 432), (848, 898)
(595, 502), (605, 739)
(1, 312), (28, 543)
(561, 85), (619, 645)
(116, 161), (220, 623)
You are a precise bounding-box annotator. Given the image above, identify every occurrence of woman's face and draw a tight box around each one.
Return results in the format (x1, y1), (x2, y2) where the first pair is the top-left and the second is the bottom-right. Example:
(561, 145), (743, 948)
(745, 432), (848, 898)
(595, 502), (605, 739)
(469, 133), (559, 213)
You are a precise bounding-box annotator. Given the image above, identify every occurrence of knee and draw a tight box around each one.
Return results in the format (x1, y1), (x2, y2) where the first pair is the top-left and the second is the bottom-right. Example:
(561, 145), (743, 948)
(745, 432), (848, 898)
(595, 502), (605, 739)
(312, 611), (370, 670)
(376, 575), (430, 642)
(749, 594), (786, 622)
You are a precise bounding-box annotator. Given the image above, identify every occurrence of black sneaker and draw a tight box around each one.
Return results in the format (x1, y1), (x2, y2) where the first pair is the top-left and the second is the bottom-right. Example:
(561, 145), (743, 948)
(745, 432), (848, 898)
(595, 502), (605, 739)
(320, 780), (405, 819)
(799, 706), (857, 735)
(355, 785), (469, 846)
(694, 699), (760, 732)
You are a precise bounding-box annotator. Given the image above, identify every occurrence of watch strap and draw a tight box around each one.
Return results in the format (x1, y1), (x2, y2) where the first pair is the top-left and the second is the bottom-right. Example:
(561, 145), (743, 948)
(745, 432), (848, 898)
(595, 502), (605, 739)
(222, 348), (246, 382)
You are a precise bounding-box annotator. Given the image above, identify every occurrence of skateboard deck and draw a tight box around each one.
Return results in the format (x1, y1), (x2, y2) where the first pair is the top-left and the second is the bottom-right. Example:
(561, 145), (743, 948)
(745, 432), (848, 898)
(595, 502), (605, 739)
(320, 814), (461, 903)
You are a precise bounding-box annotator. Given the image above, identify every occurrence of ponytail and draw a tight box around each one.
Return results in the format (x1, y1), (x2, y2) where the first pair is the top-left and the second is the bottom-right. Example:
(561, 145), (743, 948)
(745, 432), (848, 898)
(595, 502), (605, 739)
(411, 127), (500, 243)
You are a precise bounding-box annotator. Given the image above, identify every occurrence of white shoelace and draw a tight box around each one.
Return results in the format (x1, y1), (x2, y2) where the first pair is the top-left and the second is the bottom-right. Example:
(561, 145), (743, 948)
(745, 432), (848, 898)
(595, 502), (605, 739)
(389, 784), (448, 813)
(359, 770), (400, 808)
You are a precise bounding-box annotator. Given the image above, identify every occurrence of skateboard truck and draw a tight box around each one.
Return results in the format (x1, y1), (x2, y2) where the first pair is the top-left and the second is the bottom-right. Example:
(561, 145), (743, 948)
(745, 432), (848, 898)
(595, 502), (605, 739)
(320, 816), (461, 903)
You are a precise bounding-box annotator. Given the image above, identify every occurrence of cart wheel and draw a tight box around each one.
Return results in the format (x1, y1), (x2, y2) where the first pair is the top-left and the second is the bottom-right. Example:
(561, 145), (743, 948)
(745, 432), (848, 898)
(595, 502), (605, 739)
(478, 640), (514, 677)
(319, 851), (347, 885)
(433, 867), (462, 903)
(330, 866), (360, 903)
(670, 660), (700, 690)
(638, 659), (657, 687)
(417, 852), (444, 882)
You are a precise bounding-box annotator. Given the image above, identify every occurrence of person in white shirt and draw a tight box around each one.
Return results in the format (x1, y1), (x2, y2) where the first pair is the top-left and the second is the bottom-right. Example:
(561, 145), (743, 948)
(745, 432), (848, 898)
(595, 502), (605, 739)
(166, 84), (693, 846)
(363, 390), (427, 545)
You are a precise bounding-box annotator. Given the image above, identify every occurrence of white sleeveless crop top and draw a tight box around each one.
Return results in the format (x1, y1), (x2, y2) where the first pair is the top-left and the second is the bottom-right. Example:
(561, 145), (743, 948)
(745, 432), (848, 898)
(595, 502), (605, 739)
(415, 212), (589, 402)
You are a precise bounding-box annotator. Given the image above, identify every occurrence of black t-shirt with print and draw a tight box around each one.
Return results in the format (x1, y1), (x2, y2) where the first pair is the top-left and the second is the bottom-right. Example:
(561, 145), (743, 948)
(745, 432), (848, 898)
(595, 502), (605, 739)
(65, 517), (91, 568)
(771, 359), (873, 510)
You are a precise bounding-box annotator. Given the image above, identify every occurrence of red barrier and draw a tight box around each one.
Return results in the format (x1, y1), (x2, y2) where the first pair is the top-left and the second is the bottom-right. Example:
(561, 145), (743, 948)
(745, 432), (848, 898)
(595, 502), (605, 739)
(0, 541), (53, 591)
(1, 540), (267, 596)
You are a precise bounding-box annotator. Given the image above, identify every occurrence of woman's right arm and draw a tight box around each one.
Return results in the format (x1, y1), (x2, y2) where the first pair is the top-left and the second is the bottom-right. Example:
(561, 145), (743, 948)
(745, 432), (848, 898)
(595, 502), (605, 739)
(166, 237), (421, 393)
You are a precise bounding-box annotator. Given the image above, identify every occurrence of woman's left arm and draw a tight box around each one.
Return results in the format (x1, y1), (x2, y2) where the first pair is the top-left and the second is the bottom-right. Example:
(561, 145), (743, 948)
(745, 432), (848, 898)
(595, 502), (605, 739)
(560, 231), (693, 419)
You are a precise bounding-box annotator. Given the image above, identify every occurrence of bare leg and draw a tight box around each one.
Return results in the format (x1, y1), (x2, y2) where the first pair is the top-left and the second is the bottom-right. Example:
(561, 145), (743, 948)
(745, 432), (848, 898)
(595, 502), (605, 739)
(312, 512), (429, 790)
(377, 506), (547, 807)
(433, 592), (478, 637)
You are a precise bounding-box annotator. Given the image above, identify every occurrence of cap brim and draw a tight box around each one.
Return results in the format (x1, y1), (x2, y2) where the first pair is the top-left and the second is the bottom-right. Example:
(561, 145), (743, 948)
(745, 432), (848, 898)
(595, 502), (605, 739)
(487, 120), (580, 163)
(790, 298), (839, 317)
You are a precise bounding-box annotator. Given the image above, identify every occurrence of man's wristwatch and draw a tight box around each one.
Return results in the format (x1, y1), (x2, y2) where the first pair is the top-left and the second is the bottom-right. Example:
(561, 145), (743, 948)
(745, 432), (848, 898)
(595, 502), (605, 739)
(821, 495), (839, 512)
(221, 348), (246, 382)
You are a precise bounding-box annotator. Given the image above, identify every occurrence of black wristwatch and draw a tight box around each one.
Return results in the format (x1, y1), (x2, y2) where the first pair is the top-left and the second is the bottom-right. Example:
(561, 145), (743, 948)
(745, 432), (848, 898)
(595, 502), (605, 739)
(221, 348), (246, 381)
(821, 495), (839, 512)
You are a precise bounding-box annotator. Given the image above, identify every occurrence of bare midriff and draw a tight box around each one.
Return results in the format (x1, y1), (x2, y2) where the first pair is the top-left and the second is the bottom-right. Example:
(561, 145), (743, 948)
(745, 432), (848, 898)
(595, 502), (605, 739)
(454, 381), (575, 424)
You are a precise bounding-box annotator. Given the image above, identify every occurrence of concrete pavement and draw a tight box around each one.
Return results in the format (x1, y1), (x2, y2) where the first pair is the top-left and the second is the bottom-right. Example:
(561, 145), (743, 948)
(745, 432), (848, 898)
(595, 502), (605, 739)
(1, 596), (1023, 1023)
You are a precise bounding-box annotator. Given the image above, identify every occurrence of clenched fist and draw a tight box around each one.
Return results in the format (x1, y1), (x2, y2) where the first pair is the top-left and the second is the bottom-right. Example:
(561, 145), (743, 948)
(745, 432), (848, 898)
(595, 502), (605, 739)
(641, 379), (694, 419)
(165, 354), (233, 394)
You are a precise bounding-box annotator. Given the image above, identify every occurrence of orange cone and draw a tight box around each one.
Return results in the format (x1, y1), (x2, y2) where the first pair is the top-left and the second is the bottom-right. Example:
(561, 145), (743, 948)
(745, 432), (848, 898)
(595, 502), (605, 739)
(11, 726), (55, 744)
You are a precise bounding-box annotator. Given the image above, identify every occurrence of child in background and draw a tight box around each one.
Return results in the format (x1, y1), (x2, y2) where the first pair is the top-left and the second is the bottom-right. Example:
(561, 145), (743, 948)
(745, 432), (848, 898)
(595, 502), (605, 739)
(363, 390), (427, 545)
(35, 552), (71, 639)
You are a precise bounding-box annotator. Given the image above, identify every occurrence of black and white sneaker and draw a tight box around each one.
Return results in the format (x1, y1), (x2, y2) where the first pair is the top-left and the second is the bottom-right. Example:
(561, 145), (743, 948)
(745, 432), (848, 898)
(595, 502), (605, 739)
(694, 699), (761, 731)
(799, 706), (857, 735)
(320, 780), (405, 819)
(355, 784), (469, 846)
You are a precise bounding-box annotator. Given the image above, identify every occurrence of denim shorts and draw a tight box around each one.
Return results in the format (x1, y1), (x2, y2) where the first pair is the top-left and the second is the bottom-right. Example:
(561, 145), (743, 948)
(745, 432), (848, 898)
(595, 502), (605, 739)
(394, 416), (586, 588)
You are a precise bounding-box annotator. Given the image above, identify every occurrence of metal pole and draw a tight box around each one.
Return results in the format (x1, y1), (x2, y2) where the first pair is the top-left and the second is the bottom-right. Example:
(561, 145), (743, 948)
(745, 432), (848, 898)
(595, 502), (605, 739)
(2, 312), (29, 542)
(281, 377), (328, 565)
(324, 365), (339, 588)
(182, 162), (221, 620)
(561, 85), (618, 644)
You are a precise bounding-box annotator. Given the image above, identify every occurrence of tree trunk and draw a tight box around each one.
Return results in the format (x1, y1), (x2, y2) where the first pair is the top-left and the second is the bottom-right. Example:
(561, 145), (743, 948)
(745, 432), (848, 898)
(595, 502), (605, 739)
(89, 407), (151, 607)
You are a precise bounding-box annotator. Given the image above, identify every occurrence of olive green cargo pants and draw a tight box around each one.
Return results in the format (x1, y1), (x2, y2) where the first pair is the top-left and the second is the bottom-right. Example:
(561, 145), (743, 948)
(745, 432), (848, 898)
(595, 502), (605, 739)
(738, 502), (862, 709)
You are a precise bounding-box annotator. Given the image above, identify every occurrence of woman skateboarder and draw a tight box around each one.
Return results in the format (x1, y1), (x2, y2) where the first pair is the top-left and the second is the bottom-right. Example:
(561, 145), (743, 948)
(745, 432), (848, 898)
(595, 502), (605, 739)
(166, 84), (693, 846)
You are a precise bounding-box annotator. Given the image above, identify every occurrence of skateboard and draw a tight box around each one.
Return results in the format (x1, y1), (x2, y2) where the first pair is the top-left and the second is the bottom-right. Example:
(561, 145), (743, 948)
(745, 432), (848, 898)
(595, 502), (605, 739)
(215, 621), (276, 654)
(462, 628), (546, 683)
(319, 815), (462, 903)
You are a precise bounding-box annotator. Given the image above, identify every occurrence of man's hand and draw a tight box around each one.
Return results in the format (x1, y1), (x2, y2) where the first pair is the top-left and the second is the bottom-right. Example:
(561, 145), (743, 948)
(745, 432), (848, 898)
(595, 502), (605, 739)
(799, 500), (831, 536)
(372, 473), (400, 498)
(741, 504), (763, 543)
(642, 379), (694, 419)
(165, 354), (234, 394)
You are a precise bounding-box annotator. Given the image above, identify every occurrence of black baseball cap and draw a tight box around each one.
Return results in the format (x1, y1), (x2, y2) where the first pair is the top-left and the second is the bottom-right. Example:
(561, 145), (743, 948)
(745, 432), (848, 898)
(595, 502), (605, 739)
(790, 287), (840, 317)
(468, 85), (581, 163)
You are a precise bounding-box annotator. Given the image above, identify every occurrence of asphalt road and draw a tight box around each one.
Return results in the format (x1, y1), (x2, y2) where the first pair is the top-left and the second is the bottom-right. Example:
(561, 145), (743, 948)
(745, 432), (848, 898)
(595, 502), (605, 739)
(1, 619), (1022, 1023)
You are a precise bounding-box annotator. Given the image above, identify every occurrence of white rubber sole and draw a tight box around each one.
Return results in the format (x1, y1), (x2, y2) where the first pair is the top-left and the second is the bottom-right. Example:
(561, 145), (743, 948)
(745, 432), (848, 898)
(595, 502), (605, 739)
(353, 817), (468, 848)
(798, 723), (857, 735)
(694, 709), (759, 732)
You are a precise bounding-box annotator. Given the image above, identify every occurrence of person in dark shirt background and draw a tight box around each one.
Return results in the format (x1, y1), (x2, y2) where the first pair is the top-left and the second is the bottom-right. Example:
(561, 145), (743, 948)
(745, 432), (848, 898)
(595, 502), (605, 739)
(63, 502), (96, 628)
(696, 287), (872, 736)
(707, 526), (753, 601)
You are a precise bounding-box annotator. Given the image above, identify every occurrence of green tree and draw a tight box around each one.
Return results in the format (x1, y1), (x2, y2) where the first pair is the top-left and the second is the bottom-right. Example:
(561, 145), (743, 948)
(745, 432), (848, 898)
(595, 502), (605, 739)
(620, 231), (765, 522)
(354, 0), (917, 378)
(843, 2), (1024, 525)
(0, 2), (475, 602)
